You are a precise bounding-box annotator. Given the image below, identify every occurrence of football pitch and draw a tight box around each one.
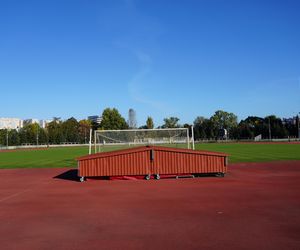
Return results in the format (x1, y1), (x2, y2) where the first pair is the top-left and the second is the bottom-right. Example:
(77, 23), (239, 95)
(0, 143), (300, 169)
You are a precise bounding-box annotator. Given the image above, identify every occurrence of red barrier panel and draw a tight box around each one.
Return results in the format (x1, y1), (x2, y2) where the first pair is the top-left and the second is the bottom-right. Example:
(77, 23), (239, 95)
(77, 146), (228, 180)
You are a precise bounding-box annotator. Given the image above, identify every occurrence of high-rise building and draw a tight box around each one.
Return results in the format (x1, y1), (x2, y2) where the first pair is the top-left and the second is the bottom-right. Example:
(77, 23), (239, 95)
(88, 115), (102, 124)
(128, 109), (137, 129)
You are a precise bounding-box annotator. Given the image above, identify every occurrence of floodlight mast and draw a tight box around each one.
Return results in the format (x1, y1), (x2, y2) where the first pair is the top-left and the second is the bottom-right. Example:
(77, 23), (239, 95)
(6, 128), (9, 148)
(298, 113), (300, 140)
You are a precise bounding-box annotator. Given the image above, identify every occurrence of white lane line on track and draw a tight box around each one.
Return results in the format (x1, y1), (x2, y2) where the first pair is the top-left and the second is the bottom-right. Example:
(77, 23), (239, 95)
(0, 189), (31, 203)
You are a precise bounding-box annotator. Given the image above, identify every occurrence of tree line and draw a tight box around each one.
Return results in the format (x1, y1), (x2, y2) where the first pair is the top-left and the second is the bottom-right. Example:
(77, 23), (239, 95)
(0, 117), (92, 146)
(0, 108), (299, 146)
(193, 111), (299, 140)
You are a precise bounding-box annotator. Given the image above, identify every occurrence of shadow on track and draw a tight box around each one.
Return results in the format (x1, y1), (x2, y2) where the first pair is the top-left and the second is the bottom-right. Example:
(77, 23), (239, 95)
(53, 170), (224, 182)
(53, 169), (79, 182)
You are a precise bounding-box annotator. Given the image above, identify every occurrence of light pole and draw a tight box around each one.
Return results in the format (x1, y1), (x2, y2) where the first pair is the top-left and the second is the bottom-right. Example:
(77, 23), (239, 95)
(36, 127), (39, 146)
(6, 129), (9, 148)
(268, 117), (272, 140)
(297, 113), (300, 140)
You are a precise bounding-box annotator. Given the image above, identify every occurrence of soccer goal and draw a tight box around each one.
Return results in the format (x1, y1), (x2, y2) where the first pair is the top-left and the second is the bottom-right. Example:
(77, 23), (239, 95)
(89, 128), (195, 154)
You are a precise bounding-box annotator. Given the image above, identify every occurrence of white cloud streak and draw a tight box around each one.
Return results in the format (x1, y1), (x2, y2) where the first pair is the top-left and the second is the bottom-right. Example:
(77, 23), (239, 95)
(127, 49), (167, 111)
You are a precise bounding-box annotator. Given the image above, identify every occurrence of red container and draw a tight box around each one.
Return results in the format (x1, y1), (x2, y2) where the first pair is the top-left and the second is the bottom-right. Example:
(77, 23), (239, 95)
(77, 145), (228, 180)
(152, 147), (228, 175)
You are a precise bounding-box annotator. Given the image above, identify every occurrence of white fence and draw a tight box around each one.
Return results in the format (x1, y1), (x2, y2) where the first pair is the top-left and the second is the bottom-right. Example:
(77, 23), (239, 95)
(195, 138), (300, 143)
(0, 143), (89, 150)
(1, 138), (299, 151)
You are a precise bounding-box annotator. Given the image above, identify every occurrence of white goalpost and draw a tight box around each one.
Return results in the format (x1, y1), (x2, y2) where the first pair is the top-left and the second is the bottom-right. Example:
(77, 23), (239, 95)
(89, 127), (195, 154)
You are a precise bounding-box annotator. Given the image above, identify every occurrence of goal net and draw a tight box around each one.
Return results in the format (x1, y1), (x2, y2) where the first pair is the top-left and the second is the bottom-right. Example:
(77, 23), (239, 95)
(90, 128), (194, 154)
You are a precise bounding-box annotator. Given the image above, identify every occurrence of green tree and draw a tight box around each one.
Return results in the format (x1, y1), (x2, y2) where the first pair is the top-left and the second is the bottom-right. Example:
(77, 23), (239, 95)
(210, 110), (238, 139)
(193, 117), (215, 140)
(193, 116), (207, 139)
(38, 127), (48, 144)
(79, 119), (92, 143)
(47, 120), (64, 144)
(263, 115), (288, 139)
(8, 130), (19, 145)
(0, 130), (5, 146)
(19, 124), (40, 144)
(146, 116), (154, 129)
(162, 117), (180, 128)
(100, 108), (128, 130)
(283, 117), (298, 138)
(237, 121), (254, 139)
(52, 117), (61, 122)
(237, 116), (264, 139)
(62, 117), (80, 143)
(203, 119), (215, 139)
(0, 129), (20, 146)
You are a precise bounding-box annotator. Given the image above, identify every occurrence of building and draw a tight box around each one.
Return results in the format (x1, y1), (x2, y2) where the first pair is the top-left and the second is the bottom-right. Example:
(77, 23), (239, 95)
(282, 117), (297, 125)
(0, 117), (54, 130)
(128, 108), (137, 128)
(88, 115), (102, 124)
(36, 119), (53, 128)
(0, 118), (23, 130)
(23, 119), (53, 128)
(39, 120), (53, 128)
(23, 119), (40, 126)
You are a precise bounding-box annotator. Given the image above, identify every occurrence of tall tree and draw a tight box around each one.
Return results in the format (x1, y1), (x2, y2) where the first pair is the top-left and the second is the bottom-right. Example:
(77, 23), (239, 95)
(47, 120), (64, 144)
(162, 117), (180, 128)
(263, 115), (288, 139)
(193, 116), (215, 139)
(19, 124), (40, 144)
(100, 108), (128, 130)
(237, 116), (264, 139)
(283, 117), (298, 138)
(210, 110), (238, 139)
(52, 117), (61, 122)
(237, 121), (254, 139)
(79, 119), (92, 143)
(193, 116), (207, 140)
(146, 116), (154, 129)
(37, 127), (48, 145)
(62, 117), (80, 142)
(0, 130), (6, 146)
(0, 129), (20, 146)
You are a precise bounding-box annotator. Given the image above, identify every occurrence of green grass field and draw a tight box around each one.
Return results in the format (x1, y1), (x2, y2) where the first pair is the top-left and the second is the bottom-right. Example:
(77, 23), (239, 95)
(0, 143), (300, 169)
(195, 143), (300, 163)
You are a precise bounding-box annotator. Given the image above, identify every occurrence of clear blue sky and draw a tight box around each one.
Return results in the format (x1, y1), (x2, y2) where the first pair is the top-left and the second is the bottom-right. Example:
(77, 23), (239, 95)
(1, 0), (299, 126)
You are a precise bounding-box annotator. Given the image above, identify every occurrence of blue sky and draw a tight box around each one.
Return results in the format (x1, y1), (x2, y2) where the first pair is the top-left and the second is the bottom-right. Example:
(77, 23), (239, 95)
(0, 0), (299, 126)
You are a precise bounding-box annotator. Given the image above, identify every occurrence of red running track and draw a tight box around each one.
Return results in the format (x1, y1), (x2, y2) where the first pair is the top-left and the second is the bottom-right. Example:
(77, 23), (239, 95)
(0, 161), (300, 250)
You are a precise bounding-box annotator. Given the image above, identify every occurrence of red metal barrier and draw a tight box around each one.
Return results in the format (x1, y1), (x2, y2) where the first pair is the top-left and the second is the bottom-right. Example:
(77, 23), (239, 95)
(77, 146), (228, 180)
